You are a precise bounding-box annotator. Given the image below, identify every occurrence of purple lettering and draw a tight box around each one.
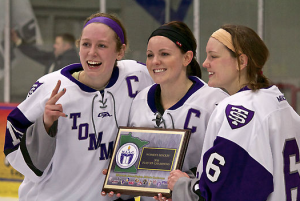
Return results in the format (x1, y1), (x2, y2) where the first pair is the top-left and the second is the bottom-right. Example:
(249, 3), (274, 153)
(184, 108), (201, 133)
(126, 76), (139, 98)
(70, 113), (81, 129)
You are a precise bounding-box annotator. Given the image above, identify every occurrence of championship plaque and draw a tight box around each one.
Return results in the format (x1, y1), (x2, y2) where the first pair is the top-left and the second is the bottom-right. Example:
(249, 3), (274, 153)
(102, 127), (191, 198)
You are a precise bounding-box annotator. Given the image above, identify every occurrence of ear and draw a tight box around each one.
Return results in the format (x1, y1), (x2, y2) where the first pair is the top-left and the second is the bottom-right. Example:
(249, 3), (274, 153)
(183, 51), (193, 67)
(238, 54), (248, 70)
(116, 44), (126, 60)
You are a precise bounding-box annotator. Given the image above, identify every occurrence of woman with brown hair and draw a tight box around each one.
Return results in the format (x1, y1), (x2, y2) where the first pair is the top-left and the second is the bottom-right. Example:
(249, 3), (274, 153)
(129, 21), (228, 201)
(165, 24), (300, 201)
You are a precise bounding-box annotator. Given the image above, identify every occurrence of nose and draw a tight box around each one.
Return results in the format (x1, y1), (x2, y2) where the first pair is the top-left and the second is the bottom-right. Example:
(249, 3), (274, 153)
(202, 57), (209, 69)
(88, 45), (97, 56)
(152, 55), (161, 65)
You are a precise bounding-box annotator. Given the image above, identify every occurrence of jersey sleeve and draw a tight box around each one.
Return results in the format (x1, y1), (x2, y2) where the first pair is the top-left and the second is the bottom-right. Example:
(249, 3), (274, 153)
(197, 102), (274, 201)
(199, 136), (273, 201)
(4, 79), (57, 182)
(134, 62), (154, 93)
(172, 177), (205, 201)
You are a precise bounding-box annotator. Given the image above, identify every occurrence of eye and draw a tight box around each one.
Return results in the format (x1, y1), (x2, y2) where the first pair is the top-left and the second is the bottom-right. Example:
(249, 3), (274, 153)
(147, 53), (153, 58)
(161, 52), (169, 56)
(98, 44), (106, 48)
(81, 42), (90, 47)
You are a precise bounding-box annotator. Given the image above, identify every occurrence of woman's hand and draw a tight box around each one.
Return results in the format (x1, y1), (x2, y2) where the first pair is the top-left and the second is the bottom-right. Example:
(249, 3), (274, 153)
(167, 170), (189, 190)
(43, 80), (67, 133)
(101, 169), (121, 198)
(153, 193), (172, 201)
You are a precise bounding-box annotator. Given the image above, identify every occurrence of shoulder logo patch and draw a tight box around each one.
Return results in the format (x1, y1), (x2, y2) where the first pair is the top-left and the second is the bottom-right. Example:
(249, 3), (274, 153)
(225, 104), (254, 129)
(27, 81), (43, 97)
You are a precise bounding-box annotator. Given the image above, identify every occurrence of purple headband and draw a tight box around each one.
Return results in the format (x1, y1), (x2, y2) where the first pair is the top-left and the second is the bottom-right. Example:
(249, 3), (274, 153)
(83, 16), (125, 44)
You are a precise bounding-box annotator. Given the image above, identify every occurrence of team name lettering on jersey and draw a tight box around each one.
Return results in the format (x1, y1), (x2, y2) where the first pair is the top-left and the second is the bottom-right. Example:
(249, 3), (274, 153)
(277, 95), (286, 102)
(27, 81), (43, 97)
(69, 112), (113, 160)
(225, 104), (254, 129)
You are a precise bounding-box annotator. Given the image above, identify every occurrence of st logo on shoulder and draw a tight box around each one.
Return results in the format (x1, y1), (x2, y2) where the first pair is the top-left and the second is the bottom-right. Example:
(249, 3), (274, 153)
(225, 104), (254, 129)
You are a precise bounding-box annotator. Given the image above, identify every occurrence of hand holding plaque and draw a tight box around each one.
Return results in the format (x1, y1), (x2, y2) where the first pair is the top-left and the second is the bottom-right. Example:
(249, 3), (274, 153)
(102, 127), (191, 198)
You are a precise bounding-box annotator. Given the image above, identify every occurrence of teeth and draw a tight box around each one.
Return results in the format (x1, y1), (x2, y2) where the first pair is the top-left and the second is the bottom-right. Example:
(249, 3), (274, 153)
(154, 69), (166, 73)
(208, 72), (214, 75)
(87, 61), (102, 66)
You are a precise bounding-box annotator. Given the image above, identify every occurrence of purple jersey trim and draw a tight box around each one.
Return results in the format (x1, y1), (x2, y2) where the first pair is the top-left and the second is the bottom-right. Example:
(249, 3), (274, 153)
(4, 108), (44, 176)
(199, 136), (273, 201)
(137, 61), (146, 66)
(60, 63), (119, 92)
(237, 85), (274, 93)
(237, 86), (251, 93)
(4, 107), (32, 155)
(147, 84), (159, 113)
(147, 76), (204, 113)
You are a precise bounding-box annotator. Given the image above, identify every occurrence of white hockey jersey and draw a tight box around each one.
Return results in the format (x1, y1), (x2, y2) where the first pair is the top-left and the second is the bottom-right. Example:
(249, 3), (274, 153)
(196, 86), (300, 201)
(4, 60), (153, 201)
(129, 76), (228, 173)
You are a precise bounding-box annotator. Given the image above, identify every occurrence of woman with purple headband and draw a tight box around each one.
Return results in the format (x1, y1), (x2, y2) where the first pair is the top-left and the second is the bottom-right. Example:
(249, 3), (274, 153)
(4, 12), (153, 200)
(161, 25), (300, 201)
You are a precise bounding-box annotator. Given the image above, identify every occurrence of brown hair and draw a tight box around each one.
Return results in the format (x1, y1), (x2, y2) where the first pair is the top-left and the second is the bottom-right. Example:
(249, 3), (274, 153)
(163, 21), (202, 79)
(76, 13), (128, 53)
(221, 24), (270, 90)
(57, 33), (76, 47)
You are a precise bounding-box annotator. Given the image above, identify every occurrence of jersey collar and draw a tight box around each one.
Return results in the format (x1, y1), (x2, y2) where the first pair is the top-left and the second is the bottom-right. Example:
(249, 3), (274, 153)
(147, 76), (204, 113)
(61, 63), (119, 92)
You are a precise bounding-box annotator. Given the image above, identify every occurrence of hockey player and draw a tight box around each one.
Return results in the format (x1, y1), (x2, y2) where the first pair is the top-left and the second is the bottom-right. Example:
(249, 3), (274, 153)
(4, 13), (153, 201)
(128, 21), (228, 201)
(165, 25), (300, 201)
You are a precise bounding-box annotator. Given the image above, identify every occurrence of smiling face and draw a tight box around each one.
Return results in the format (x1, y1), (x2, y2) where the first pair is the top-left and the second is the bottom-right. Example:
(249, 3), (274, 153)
(146, 36), (189, 87)
(203, 37), (241, 95)
(79, 23), (124, 83)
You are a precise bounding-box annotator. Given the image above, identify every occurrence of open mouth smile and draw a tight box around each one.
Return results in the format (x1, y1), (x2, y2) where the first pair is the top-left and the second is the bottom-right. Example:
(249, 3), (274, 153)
(87, 61), (102, 67)
(153, 69), (166, 73)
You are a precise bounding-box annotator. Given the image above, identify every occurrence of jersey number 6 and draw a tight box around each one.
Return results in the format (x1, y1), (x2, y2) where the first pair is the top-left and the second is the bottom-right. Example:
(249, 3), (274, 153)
(206, 153), (225, 182)
(283, 138), (300, 201)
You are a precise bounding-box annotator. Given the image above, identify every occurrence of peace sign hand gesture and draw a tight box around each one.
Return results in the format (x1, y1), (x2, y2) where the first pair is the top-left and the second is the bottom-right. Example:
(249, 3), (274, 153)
(43, 80), (67, 133)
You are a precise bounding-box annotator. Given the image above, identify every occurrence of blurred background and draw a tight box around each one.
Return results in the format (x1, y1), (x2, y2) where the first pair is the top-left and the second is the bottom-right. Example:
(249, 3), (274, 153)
(1, 0), (300, 108)
(0, 0), (300, 199)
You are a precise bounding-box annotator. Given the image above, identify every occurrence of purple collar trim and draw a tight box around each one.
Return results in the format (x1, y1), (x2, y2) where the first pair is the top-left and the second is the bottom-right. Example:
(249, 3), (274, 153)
(147, 76), (205, 113)
(61, 63), (119, 92)
(237, 86), (251, 93)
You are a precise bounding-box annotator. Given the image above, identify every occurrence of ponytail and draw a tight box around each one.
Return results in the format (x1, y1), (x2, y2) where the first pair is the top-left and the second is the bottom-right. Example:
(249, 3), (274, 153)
(255, 71), (270, 89)
(187, 58), (202, 79)
(248, 69), (270, 90)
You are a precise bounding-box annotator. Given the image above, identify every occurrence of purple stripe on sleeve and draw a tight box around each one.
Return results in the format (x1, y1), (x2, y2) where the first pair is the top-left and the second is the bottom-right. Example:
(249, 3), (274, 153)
(4, 107), (32, 155)
(199, 136), (273, 201)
